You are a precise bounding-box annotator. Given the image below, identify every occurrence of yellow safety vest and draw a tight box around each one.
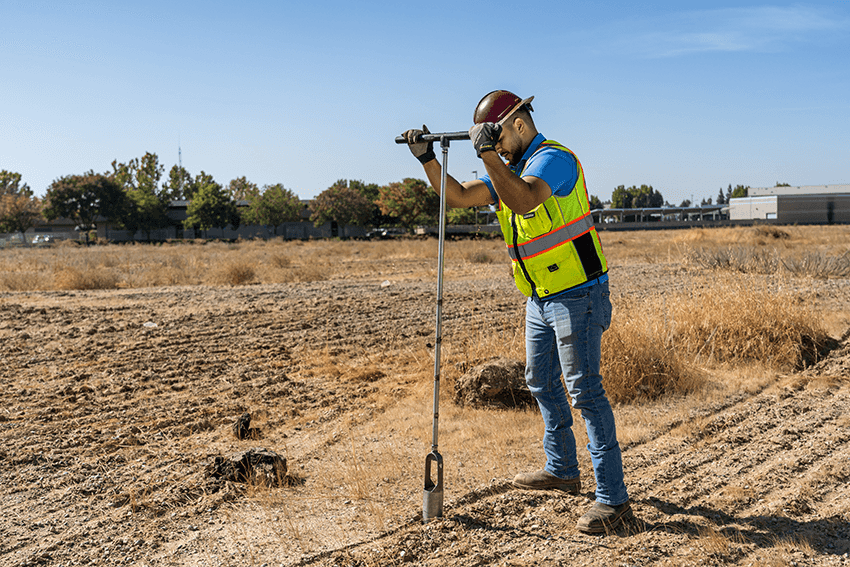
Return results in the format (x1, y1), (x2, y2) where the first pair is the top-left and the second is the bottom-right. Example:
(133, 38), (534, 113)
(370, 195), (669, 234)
(496, 140), (608, 298)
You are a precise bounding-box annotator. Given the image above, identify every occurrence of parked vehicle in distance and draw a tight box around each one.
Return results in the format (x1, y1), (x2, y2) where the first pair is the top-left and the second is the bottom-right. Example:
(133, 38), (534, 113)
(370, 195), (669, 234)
(32, 235), (55, 246)
(366, 227), (405, 239)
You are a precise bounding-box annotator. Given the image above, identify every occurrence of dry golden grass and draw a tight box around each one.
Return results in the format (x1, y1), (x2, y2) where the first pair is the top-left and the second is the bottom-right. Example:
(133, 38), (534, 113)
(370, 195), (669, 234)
(602, 306), (701, 404)
(600, 273), (828, 403)
(4, 224), (845, 290)
(670, 276), (829, 369)
(604, 224), (850, 267)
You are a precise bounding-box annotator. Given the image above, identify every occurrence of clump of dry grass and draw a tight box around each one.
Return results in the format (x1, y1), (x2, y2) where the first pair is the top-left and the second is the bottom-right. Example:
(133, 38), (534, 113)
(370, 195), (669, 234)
(53, 264), (120, 290)
(695, 525), (747, 563)
(209, 260), (257, 286)
(668, 276), (830, 370)
(753, 224), (792, 242)
(268, 253), (291, 268)
(686, 246), (781, 274)
(781, 251), (850, 279)
(687, 246), (850, 278)
(263, 263), (330, 283)
(0, 270), (45, 291)
(445, 239), (503, 265)
(602, 312), (701, 404)
(601, 274), (830, 403)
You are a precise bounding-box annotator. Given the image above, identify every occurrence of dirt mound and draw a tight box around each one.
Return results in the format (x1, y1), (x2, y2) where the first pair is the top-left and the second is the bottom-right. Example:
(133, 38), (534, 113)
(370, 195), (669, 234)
(453, 357), (533, 409)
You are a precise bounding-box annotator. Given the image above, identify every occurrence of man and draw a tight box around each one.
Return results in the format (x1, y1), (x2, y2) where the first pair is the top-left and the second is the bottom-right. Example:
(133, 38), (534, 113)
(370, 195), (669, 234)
(401, 90), (631, 533)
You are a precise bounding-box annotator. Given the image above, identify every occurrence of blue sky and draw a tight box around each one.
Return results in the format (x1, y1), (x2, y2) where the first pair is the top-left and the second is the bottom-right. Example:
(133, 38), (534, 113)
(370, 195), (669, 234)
(2, 1), (848, 206)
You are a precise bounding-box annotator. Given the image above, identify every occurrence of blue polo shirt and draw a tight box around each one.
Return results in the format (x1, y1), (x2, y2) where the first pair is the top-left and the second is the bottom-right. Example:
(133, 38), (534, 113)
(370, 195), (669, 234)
(479, 133), (579, 204)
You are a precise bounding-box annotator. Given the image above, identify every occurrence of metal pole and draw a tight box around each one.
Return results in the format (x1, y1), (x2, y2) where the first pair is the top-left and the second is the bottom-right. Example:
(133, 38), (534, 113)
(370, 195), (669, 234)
(396, 129), (469, 522)
(422, 134), (452, 522)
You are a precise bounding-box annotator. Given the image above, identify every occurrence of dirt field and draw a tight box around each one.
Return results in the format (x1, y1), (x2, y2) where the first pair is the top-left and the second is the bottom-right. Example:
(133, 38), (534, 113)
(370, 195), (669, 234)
(1, 229), (849, 567)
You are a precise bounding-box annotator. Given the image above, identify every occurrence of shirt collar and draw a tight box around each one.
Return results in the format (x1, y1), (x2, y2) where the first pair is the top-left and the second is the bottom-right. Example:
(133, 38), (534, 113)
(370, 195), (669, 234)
(511, 133), (546, 174)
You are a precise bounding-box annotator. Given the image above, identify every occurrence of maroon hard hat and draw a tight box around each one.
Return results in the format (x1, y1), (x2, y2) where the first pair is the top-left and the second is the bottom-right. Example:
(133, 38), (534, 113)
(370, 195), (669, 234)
(473, 90), (535, 124)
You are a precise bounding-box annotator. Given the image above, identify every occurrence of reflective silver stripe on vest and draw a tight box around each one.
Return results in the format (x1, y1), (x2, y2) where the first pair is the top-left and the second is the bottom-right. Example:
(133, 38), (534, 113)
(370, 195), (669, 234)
(507, 214), (595, 261)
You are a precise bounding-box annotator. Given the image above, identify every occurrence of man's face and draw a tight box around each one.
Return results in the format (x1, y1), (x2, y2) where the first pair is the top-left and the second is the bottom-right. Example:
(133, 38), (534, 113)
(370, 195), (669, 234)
(495, 119), (525, 166)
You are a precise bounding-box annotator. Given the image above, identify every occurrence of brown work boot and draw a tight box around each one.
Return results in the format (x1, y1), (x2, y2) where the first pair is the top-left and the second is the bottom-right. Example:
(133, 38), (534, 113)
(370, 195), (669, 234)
(512, 470), (581, 494)
(576, 501), (633, 534)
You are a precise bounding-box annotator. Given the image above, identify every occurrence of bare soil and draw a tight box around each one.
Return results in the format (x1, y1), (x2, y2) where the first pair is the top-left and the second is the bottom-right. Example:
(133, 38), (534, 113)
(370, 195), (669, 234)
(2, 254), (849, 567)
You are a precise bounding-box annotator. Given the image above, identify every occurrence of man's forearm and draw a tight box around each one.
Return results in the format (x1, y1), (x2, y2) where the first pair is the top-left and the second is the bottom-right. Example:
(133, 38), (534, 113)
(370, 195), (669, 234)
(480, 152), (539, 214)
(422, 159), (471, 208)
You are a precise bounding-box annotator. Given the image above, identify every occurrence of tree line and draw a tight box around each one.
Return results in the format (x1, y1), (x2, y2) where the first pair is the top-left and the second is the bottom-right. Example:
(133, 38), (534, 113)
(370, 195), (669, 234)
(1, 152), (458, 241)
(608, 184), (751, 209)
(3, 154), (764, 242)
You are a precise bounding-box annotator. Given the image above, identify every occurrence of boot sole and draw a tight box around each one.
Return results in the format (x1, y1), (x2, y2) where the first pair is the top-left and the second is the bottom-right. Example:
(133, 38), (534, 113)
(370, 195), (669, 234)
(511, 480), (581, 494)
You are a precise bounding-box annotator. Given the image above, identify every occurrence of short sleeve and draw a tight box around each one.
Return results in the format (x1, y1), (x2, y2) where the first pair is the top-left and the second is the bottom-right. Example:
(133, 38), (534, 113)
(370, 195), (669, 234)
(522, 148), (578, 197)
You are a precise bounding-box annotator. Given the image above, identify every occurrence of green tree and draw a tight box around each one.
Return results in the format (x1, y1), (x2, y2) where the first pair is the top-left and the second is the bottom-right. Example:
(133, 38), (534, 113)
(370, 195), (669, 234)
(716, 187), (727, 205)
(631, 185), (664, 208)
(309, 181), (373, 229)
(447, 207), (477, 225)
(228, 176), (260, 201)
(375, 178), (439, 232)
(611, 185), (664, 209)
(346, 179), (396, 227)
(111, 152), (169, 240)
(184, 173), (239, 236)
(162, 165), (193, 200)
(242, 183), (302, 234)
(0, 170), (42, 237)
(43, 171), (130, 242)
(730, 185), (749, 199)
(611, 185), (632, 209)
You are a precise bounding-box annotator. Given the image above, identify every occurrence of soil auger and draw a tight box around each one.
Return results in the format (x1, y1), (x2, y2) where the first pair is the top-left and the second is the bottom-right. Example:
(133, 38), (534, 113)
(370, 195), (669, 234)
(396, 130), (470, 521)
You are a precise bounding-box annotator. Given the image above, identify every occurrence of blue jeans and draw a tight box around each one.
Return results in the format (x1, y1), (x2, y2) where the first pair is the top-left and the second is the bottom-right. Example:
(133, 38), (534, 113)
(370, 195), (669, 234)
(524, 280), (629, 506)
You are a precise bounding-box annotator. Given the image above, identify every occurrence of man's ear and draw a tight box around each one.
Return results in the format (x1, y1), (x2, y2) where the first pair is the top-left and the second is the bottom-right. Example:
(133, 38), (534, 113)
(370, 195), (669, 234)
(513, 116), (525, 134)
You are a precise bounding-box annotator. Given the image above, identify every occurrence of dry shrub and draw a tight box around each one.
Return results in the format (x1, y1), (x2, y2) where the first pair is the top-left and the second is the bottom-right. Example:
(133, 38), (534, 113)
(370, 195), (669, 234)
(781, 251), (850, 279)
(602, 311), (701, 404)
(602, 276), (830, 402)
(209, 260), (256, 286)
(687, 246), (850, 279)
(0, 270), (47, 291)
(466, 250), (497, 264)
(269, 254), (291, 268)
(445, 239), (503, 265)
(667, 277), (830, 370)
(753, 224), (791, 242)
(54, 265), (119, 290)
(687, 246), (780, 274)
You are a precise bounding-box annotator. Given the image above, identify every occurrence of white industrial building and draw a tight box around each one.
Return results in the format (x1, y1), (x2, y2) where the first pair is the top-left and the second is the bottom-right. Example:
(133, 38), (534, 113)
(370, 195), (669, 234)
(729, 184), (850, 223)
